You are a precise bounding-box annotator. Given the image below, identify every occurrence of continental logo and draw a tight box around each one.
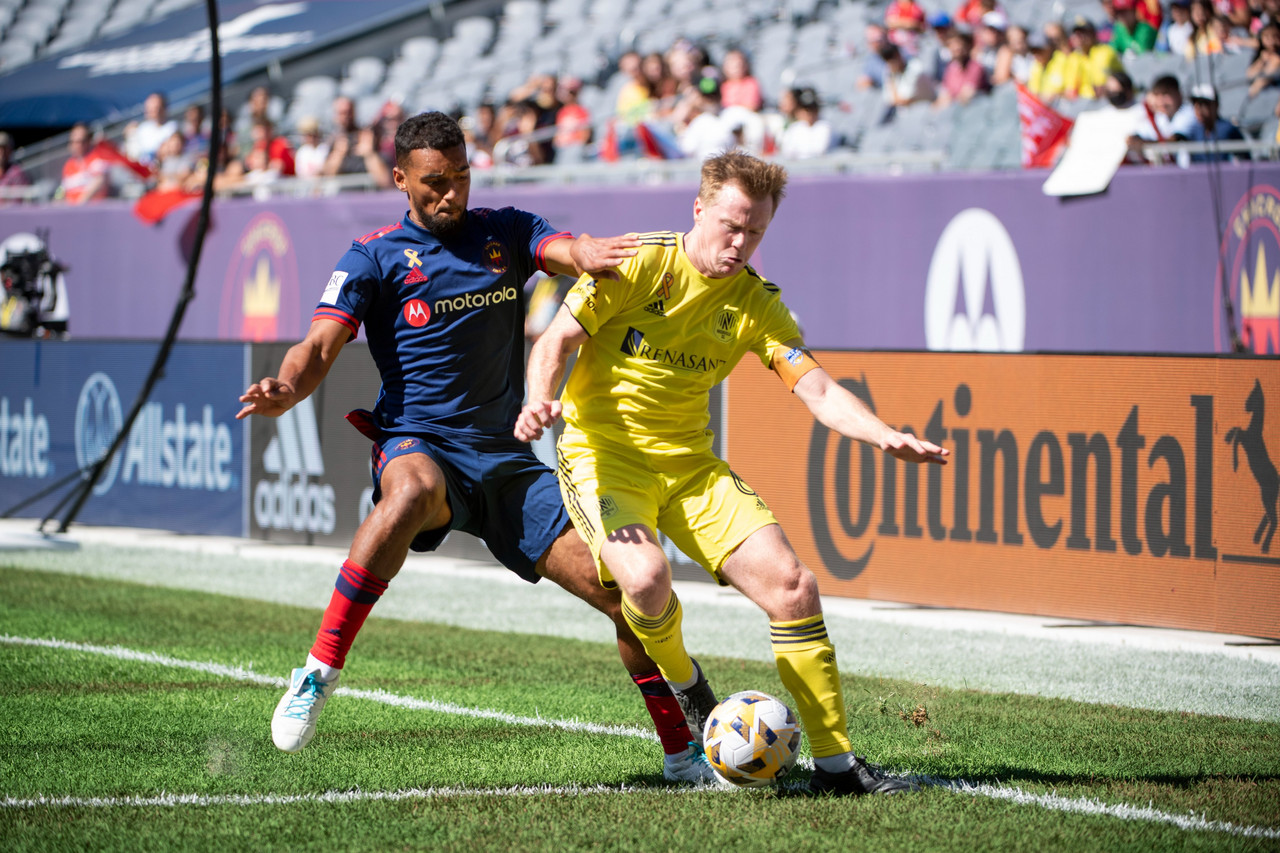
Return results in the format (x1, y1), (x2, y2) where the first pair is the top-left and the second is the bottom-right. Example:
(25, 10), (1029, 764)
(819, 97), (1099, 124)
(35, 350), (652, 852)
(806, 376), (1220, 581)
(1219, 186), (1280, 354)
(726, 352), (1280, 638)
(620, 327), (726, 373)
(434, 285), (519, 315)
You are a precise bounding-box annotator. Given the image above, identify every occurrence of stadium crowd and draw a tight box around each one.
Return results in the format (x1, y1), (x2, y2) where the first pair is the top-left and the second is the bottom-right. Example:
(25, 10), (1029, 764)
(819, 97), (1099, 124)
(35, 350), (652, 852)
(0, 0), (1271, 204)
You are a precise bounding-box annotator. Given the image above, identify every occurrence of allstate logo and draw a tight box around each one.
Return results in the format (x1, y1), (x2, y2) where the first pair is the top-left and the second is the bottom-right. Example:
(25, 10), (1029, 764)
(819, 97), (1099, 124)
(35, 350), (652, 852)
(1216, 186), (1280, 354)
(924, 209), (1025, 352)
(75, 372), (122, 495)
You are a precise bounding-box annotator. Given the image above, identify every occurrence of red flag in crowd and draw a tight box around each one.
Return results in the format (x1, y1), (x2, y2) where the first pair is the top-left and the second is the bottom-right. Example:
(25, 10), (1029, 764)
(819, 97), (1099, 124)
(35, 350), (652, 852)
(88, 139), (151, 180)
(133, 187), (201, 225)
(1016, 83), (1073, 169)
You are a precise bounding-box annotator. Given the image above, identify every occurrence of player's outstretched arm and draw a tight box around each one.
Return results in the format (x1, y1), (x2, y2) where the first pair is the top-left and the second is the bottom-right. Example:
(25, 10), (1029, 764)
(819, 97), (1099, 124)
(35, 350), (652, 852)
(793, 364), (949, 465)
(515, 305), (589, 442)
(542, 232), (640, 281)
(236, 319), (349, 420)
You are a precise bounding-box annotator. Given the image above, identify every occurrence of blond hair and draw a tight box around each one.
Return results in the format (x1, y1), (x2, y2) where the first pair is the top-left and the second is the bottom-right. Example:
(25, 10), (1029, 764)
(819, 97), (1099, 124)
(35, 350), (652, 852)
(698, 150), (788, 212)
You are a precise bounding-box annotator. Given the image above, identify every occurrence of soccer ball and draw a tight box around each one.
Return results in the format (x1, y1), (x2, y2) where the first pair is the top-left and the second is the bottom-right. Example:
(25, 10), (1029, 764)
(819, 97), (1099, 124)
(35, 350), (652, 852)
(703, 690), (802, 788)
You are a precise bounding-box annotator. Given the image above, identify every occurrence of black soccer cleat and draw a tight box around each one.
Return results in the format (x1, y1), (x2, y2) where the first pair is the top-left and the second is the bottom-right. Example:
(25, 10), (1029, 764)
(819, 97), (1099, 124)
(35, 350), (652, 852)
(670, 658), (718, 746)
(808, 757), (921, 796)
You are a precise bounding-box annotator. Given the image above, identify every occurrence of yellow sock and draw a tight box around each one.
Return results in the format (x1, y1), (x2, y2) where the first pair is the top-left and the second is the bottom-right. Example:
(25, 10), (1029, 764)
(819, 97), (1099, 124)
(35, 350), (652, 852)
(771, 614), (852, 758)
(620, 591), (695, 686)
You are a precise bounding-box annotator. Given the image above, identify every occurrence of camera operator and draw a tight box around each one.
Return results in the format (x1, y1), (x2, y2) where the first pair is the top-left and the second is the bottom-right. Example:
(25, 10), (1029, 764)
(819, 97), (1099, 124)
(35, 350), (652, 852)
(0, 232), (69, 339)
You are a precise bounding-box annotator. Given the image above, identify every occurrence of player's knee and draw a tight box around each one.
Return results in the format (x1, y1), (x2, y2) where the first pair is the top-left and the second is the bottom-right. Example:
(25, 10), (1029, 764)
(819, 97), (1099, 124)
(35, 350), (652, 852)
(379, 476), (446, 529)
(773, 562), (820, 616)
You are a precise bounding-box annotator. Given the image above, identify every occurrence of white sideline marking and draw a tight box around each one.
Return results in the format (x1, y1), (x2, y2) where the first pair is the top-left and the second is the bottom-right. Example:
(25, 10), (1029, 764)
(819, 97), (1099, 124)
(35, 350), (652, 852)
(0, 635), (658, 741)
(4, 634), (1278, 840)
(947, 782), (1280, 840)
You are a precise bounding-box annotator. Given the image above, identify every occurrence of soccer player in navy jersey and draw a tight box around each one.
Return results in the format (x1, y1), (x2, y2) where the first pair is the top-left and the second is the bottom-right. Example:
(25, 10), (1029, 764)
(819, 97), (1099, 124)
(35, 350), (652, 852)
(237, 111), (715, 783)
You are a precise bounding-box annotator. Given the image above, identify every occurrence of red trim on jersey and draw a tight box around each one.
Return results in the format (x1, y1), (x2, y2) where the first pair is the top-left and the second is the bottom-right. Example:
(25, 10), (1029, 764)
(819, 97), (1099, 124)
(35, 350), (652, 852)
(357, 222), (403, 245)
(313, 306), (359, 338)
(534, 231), (572, 271)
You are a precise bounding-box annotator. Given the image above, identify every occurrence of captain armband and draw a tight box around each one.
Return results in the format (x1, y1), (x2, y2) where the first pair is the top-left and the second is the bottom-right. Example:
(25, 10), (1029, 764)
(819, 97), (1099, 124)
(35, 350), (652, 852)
(770, 346), (820, 391)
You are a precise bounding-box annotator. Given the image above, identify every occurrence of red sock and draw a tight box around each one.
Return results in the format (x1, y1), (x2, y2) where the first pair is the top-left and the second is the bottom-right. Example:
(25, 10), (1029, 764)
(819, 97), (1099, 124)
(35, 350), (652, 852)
(309, 559), (389, 670)
(631, 669), (695, 755)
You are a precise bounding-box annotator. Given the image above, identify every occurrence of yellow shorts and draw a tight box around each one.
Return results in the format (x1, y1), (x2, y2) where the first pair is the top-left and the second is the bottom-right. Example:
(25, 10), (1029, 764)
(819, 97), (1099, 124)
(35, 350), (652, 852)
(556, 435), (778, 586)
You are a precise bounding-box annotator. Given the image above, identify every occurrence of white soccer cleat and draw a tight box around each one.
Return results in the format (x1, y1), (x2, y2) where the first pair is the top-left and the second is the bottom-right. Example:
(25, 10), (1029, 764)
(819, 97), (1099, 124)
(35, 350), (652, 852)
(271, 666), (340, 753)
(662, 742), (721, 785)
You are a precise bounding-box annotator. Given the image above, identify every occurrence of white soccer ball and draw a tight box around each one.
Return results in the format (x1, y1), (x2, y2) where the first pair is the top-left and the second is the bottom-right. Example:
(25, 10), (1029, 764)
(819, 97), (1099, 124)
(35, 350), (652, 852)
(703, 690), (802, 788)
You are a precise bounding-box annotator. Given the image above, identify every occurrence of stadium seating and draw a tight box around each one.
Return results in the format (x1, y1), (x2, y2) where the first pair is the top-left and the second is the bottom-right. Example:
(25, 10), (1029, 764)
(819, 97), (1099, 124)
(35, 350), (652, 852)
(2, 0), (1277, 183)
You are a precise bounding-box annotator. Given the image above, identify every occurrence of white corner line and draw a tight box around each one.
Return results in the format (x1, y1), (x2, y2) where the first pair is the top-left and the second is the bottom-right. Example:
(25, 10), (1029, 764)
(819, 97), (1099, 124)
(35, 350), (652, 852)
(3, 633), (1278, 840)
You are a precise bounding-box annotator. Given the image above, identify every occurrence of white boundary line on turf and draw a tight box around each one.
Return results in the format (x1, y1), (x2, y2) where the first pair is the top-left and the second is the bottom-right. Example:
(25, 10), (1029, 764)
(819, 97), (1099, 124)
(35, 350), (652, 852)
(0, 635), (658, 742)
(947, 782), (1280, 841)
(4, 634), (1278, 840)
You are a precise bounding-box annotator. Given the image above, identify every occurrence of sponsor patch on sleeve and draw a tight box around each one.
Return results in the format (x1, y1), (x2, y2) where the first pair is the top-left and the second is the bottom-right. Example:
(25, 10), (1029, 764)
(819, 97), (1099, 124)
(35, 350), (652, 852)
(771, 346), (820, 391)
(320, 271), (348, 305)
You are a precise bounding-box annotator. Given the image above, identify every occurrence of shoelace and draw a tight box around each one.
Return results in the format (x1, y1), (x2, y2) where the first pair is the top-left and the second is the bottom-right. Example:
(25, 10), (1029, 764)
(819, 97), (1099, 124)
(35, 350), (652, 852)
(282, 673), (329, 720)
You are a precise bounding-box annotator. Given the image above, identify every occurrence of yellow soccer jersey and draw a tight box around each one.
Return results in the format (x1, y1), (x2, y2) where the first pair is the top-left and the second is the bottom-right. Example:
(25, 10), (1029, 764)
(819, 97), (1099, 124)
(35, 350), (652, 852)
(561, 230), (802, 456)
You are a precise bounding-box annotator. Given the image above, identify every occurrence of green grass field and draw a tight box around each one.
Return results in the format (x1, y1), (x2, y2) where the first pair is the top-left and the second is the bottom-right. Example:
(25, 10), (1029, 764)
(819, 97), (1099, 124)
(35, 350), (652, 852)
(2, 560), (1278, 853)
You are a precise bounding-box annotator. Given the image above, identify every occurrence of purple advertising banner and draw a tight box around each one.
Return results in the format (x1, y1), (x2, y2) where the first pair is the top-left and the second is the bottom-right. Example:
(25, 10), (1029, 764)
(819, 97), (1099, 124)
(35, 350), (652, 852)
(0, 163), (1272, 354)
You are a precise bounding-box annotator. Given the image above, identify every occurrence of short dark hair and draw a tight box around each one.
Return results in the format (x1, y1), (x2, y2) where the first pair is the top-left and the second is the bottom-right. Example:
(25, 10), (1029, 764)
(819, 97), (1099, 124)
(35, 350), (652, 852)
(394, 111), (466, 166)
(1150, 75), (1182, 97)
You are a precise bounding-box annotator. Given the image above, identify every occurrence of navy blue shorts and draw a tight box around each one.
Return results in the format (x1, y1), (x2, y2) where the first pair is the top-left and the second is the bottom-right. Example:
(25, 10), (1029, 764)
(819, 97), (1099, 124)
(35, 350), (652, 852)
(364, 427), (568, 584)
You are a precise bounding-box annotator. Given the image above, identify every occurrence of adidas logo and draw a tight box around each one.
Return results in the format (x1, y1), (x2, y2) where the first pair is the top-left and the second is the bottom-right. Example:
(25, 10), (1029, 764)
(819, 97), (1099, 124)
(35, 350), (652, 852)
(644, 299), (665, 316)
(254, 397), (336, 534)
(405, 267), (428, 285)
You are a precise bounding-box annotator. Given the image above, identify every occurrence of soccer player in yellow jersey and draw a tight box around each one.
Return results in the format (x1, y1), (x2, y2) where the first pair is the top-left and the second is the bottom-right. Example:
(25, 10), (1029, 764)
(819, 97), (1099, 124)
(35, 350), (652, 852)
(515, 151), (949, 796)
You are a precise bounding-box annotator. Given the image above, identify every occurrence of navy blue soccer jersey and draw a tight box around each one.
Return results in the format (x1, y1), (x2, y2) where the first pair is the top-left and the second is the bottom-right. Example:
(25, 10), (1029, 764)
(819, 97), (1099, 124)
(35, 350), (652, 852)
(315, 208), (568, 438)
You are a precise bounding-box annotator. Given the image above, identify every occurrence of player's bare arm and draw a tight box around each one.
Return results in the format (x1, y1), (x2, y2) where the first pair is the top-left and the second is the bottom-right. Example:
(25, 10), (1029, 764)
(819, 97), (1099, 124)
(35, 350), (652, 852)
(236, 319), (350, 420)
(542, 232), (640, 281)
(791, 358), (949, 465)
(514, 304), (588, 442)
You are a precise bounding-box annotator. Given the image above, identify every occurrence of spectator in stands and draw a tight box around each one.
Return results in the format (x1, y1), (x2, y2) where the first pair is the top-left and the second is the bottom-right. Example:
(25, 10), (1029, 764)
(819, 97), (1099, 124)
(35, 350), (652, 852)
(463, 101), (498, 168)
(1102, 69), (1140, 112)
(720, 49), (763, 112)
(377, 100), (407, 175)
(0, 132), (30, 192)
(59, 123), (109, 204)
(1186, 0), (1225, 56)
(179, 104), (210, 160)
(643, 52), (681, 119)
(152, 130), (194, 192)
(125, 91), (178, 166)
(675, 76), (736, 161)
(322, 96), (391, 187)
(1215, 0), (1254, 30)
(1004, 25), (1037, 85)
(880, 42), (935, 120)
(935, 30), (991, 106)
(884, 0), (926, 54)
(1187, 83), (1247, 159)
(293, 116), (329, 179)
(1128, 74), (1197, 165)
(976, 11), (1013, 83)
(552, 76), (592, 163)
(614, 50), (652, 127)
(250, 117), (296, 178)
(1111, 0), (1158, 54)
(953, 0), (1004, 29)
(1163, 0), (1195, 54)
(856, 24), (890, 89)
(668, 40), (711, 97)
(235, 86), (278, 144)
(1062, 19), (1125, 100)
(1027, 28), (1067, 101)
(778, 86), (833, 159)
(1248, 22), (1280, 95)
(761, 86), (799, 150)
(499, 100), (551, 167)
